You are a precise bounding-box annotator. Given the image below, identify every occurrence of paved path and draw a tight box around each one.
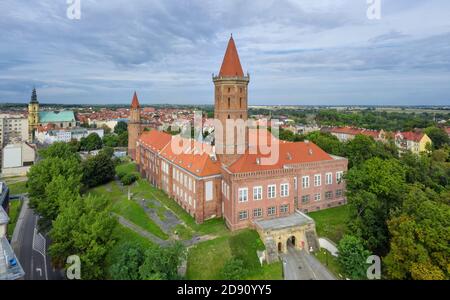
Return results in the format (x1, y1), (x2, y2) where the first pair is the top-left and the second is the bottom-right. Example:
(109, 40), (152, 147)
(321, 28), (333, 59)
(114, 214), (169, 246)
(281, 246), (336, 280)
(319, 238), (338, 257)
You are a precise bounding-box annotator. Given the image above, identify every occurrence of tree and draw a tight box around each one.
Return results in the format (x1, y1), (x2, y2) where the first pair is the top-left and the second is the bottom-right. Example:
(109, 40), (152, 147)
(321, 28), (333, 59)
(304, 131), (344, 156)
(49, 195), (117, 279)
(118, 131), (128, 147)
(424, 126), (449, 149)
(343, 134), (393, 168)
(39, 142), (80, 160)
(28, 156), (82, 210)
(109, 242), (146, 280)
(103, 134), (119, 147)
(337, 235), (371, 280)
(345, 158), (406, 254)
(220, 258), (248, 280)
(384, 186), (450, 280)
(114, 121), (128, 135)
(101, 124), (112, 135)
(139, 242), (186, 280)
(80, 132), (103, 151)
(82, 148), (116, 188)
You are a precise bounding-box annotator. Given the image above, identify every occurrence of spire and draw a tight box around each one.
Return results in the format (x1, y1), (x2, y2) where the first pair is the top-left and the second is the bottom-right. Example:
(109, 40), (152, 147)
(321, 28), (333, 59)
(219, 35), (244, 77)
(30, 87), (38, 104)
(131, 91), (140, 109)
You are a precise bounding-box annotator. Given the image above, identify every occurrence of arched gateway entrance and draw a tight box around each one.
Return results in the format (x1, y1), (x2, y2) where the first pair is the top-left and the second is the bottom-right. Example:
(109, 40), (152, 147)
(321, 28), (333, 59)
(287, 236), (296, 247)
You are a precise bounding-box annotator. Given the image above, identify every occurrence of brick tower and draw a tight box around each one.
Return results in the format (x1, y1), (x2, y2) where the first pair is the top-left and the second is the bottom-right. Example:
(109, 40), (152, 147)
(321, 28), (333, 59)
(213, 35), (250, 166)
(128, 91), (141, 160)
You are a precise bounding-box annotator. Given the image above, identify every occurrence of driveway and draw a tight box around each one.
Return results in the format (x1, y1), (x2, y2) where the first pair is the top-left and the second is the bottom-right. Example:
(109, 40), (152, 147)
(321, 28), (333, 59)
(281, 245), (336, 280)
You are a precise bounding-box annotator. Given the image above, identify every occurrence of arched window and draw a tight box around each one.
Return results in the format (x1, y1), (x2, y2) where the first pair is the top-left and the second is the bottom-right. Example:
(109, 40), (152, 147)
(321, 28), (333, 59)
(228, 115), (231, 119)
(240, 98), (242, 108)
(228, 98), (231, 108)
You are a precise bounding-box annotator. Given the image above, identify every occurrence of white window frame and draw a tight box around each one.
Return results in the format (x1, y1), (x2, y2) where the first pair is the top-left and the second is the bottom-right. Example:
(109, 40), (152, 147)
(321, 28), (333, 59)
(239, 210), (248, 221)
(314, 193), (321, 202)
(267, 184), (276, 199)
(267, 206), (276, 216)
(314, 174), (321, 187)
(302, 176), (310, 188)
(325, 172), (332, 185)
(253, 186), (263, 200)
(280, 183), (289, 197)
(238, 188), (249, 203)
(253, 208), (263, 218)
(336, 171), (344, 183)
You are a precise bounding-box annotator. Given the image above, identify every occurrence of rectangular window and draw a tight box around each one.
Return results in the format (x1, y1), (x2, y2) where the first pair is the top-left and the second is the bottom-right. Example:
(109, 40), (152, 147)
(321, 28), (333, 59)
(189, 177), (192, 191)
(253, 208), (263, 218)
(268, 185), (276, 199)
(326, 172), (332, 185)
(253, 186), (262, 200)
(294, 177), (298, 190)
(302, 195), (310, 203)
(238, 188), (248, 202)
(314, 174), (321, 187)
(280, 183), (289, 197)
(314, 193), (321, 201)
(302, 176), (310, 188)
(336, 189), (343, 197)
(325, 191), (333, 200)
(280, 204), (289, 214)
(205, 181), (213, 201)
(336, 171), (344, 183)
(239, 210), (248, 221)
(267, 206), (276, 216)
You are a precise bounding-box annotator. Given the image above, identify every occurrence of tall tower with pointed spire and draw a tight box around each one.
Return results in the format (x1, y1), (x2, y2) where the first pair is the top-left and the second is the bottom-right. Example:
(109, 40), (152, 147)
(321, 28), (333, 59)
(28, 88), (40, 142)
(128, 92), (142, 160)
(213, 35), (250, 166)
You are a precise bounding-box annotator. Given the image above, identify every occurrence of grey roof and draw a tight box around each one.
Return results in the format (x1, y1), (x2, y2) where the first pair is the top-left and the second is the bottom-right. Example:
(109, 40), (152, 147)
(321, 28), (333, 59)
(0, 182), (8, 207)
(0, 237), (25, 280)
(254, 211), (314, 231)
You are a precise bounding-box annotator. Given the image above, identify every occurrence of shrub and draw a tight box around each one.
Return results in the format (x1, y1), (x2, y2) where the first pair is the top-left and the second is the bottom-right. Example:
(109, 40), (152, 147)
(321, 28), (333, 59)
(121, 173), (139, 185)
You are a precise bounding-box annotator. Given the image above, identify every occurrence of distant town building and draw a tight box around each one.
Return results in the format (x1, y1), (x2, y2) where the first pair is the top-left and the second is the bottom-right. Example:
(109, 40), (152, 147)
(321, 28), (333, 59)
(394, 131), (432, 154)
(0, 114), (29, 173)
(325, 126), (388, 143)
(1, 142), (36, 177)
(0, 182), (25, 280)
(35, 127), (104, 145)
(27, 88), (77, 142)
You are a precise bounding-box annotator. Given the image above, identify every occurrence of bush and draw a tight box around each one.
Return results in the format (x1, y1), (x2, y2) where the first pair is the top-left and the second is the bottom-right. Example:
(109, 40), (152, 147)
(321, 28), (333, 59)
(121, 173), (139, 185)
(221, 258), (248, 280)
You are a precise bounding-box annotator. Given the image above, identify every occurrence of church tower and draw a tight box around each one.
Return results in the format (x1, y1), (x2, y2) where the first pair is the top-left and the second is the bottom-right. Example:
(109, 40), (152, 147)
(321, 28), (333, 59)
(128, 91), (142, 160)
(28, 88), (40, 142)
(213, 35), (250, 166)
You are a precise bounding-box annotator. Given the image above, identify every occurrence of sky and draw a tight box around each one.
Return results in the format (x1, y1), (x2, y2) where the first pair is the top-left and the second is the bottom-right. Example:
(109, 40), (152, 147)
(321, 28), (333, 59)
(0, 0), (450, 106)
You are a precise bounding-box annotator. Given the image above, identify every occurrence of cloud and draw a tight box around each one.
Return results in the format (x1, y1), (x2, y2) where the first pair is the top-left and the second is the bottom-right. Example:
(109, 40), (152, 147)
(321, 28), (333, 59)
(0, 0), (449, 105)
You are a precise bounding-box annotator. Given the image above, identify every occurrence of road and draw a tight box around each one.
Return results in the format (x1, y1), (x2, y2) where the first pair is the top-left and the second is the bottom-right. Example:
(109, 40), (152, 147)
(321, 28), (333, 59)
(282, 245), (336, 280)
(11, 197), (63, 280)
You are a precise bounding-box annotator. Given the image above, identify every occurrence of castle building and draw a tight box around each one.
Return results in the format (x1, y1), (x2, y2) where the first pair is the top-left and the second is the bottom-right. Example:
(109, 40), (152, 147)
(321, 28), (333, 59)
(130, 36), (348, 253)
(27, 89), (77, 142)
(128, 92), (142, 160)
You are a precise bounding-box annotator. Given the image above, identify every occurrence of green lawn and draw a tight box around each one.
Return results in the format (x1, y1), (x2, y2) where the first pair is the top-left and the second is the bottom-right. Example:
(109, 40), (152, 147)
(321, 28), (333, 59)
(314, 249), (344, 280)
(186, 229), (282, 280)
(7, 199), (23, 237)
(309, 205), (349, 243)
(6, 181), (28, 195)
(87, 181), (168, 240)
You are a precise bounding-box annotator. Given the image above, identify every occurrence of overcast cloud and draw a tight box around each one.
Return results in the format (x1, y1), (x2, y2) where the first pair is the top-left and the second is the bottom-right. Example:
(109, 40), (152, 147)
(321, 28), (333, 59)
(0, 0), (449, 105)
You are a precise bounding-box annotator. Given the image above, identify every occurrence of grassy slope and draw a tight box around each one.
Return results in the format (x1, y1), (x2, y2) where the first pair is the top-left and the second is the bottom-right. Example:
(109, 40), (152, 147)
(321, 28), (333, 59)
(6, 181), (28, 195)
(308, 205), (349, 243)
(186, 229), (282, 280)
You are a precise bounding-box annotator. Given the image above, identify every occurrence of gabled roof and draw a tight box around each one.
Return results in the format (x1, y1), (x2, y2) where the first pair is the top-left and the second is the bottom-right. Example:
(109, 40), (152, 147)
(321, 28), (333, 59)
(131, 92), (140, 109)
(39, 111), (75, 123)
(227, 138), (334, 173)
(138, 130), (172, 152)
(219, 36), (244, 77)
(396, 131), (424, 142)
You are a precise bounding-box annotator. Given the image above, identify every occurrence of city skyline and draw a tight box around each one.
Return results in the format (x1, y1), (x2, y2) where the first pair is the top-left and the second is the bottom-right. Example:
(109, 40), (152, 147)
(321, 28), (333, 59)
(1, 0), (450, 105)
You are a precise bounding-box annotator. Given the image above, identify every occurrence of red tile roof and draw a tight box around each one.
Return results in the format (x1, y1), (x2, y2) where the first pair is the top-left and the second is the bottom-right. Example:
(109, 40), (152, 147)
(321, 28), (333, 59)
(219, 36), (244, 77)
(397, 131), (424, 142)
(227, 139), (334, 173)
(138, 130), (172, 152)
(131, 92), (140, 109)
